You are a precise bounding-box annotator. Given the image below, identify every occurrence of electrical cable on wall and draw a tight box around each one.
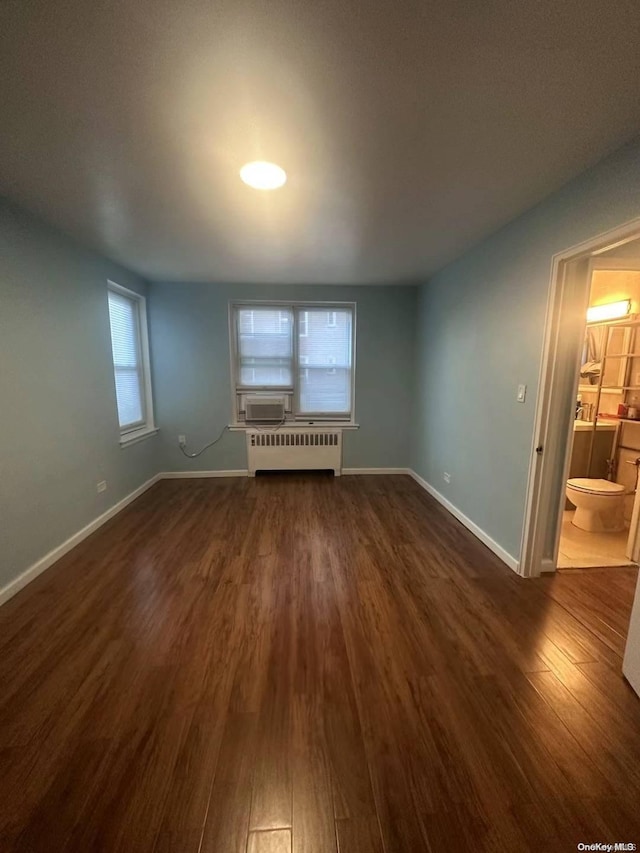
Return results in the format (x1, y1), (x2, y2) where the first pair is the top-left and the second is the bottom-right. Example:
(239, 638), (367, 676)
(179, 425), (229, 458)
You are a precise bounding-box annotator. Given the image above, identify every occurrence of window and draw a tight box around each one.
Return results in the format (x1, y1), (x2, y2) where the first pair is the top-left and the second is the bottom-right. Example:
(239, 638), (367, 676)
(278, 311), (290, 333)
(297, 307), (353, 415)
(299, 354), (310, 381)
(231, 302), (355, 421)
(107, 282), (156, 444)
(235, 306), (294, 388)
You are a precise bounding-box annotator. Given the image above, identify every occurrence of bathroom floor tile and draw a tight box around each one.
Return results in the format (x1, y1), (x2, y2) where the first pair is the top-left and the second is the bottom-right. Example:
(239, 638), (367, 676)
(557, 511), (635, 569)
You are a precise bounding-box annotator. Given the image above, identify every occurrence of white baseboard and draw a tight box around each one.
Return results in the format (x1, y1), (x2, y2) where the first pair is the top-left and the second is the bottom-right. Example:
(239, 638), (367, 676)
(161, 470), (248, 479)
(0, 473), (163, 608)
(1, 466), (521, 609)
(408, 469), (521, 575)
(342, 467), (410, 475)
(0, 470), (251, 607)
(168, 468), (408, 477)
(166, 469), (412, 478)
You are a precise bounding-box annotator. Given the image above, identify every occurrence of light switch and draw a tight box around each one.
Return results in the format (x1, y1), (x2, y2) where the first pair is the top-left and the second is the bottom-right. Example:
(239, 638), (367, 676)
(517, 384), (527, 403)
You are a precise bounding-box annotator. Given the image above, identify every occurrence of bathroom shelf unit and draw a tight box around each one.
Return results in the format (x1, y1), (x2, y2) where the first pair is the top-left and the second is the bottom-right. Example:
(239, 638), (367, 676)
(579, 385), (622, 394)
(587, 317), (640, 330)
(584, 315), (640, 477)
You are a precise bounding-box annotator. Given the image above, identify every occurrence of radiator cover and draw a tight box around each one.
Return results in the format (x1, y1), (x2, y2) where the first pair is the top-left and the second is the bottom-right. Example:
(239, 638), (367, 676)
(246, 429), (342, 476)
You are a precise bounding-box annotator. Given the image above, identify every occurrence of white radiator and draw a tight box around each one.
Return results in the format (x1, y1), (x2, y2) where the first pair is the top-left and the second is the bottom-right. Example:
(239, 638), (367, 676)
(246, 429), (342, 476)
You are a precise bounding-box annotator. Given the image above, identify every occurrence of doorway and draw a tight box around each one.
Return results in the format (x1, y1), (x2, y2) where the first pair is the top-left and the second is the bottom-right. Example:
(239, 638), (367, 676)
(558, 273), (640, 568)
(521, 219), (640, 578)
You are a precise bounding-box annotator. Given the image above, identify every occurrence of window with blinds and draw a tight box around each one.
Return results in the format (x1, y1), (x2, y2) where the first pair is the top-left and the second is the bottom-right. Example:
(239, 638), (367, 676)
(231, 303), (355, 421)
(235, 307), (293, 387)
(297, 307), (353, 415)
(108, 284), (154, 435)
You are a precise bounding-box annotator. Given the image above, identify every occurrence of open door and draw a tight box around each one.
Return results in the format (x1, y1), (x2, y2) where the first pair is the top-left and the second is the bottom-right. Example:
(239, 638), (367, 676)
(626, 459), (640, 561)
(623, 579), (640, 697)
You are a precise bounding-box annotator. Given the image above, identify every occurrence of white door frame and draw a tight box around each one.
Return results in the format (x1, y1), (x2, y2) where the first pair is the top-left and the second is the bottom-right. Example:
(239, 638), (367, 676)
(519, 217), (640, 578)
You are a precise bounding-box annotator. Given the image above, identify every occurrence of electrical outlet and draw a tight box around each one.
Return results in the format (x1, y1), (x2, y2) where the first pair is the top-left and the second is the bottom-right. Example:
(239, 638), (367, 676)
(97, 480), (107, 493)
(443, 472), (451, 484)
(178, 435), (186, 447)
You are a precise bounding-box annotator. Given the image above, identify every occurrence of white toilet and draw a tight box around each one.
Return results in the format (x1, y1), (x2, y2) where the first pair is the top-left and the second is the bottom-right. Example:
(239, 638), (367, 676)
(565, 478), (626, 532)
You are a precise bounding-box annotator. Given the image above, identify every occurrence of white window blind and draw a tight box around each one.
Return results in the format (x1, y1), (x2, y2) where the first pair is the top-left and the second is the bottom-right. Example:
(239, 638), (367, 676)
(108, 290), (145, 429)
(236, 307), (293, 387)
(297, 307), (353, 414)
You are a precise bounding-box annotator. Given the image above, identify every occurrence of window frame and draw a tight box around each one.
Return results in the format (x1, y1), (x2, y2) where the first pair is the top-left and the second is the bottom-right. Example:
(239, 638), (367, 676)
(107, 281), (157, 446)
(229, 300), (356, 425)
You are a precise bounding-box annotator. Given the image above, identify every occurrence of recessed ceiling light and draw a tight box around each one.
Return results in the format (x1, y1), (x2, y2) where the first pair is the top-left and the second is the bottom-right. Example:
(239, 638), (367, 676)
(240, 161), (287, 190)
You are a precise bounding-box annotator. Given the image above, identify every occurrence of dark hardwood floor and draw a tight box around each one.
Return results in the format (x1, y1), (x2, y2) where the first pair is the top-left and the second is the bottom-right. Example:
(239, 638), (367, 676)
(1, 474), (639, 852)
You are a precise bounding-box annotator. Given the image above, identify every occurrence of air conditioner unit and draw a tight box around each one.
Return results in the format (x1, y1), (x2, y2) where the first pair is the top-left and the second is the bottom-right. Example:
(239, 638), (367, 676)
(245, 395), (286, 423)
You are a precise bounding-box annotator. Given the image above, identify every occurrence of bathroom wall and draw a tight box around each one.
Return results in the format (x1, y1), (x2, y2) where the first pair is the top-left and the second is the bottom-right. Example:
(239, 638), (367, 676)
(590, 269), (640, 311)
(578, 323), (628, 421)
(579, 271), (640, 421)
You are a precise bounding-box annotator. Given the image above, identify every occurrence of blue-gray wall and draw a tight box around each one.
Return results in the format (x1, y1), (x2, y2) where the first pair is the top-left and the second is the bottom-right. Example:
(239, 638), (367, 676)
(412, 138), (640, 562)
(149, 283), (417, 472)
(4, 135), (640, 595)
(0, 198), (161, 592)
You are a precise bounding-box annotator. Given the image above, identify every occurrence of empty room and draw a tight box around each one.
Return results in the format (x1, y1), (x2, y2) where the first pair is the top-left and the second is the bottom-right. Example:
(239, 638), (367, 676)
(2, 1), (640, 851)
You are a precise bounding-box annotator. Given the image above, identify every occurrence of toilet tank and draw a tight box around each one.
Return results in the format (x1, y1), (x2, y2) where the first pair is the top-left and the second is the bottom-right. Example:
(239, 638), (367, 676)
(566, 427), (616, 508)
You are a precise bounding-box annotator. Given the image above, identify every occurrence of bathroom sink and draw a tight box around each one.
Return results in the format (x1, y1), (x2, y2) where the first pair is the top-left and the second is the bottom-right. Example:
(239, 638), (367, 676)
(573, 420), (618, 431)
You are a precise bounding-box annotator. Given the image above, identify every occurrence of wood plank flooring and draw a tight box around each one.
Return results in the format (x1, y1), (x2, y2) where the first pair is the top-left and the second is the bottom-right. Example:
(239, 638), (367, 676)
(1, 473), (639, 852)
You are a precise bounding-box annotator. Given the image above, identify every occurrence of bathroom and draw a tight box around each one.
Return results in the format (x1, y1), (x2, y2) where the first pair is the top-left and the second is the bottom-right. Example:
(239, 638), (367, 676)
(560, 243), (640, 568)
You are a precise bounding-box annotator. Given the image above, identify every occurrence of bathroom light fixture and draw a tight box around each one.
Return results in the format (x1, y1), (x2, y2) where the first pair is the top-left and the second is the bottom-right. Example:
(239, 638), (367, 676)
(586, 299), (631, 323)
(240, 161), (287, 190)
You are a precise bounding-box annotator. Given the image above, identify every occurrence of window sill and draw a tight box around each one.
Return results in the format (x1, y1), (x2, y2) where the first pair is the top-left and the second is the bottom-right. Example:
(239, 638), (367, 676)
(119, 426), (159, 448)
(228, 423), (359, 431)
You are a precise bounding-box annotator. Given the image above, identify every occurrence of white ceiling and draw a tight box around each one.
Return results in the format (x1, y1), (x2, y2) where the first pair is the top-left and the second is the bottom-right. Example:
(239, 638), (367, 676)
(1, 0), (639, 284)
